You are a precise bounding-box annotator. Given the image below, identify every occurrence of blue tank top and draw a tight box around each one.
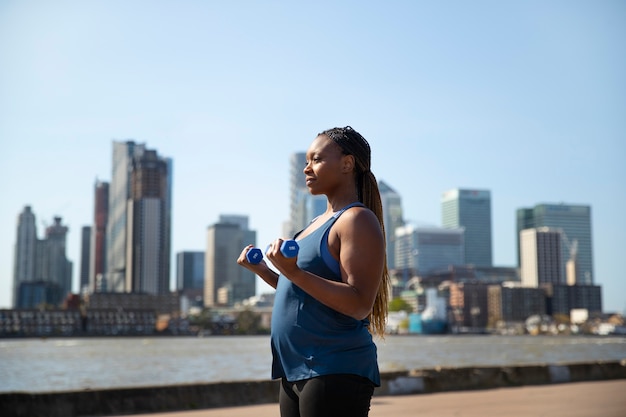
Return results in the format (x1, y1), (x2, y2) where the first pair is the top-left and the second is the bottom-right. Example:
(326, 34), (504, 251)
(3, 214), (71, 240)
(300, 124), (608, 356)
(270, 203), (381, 386)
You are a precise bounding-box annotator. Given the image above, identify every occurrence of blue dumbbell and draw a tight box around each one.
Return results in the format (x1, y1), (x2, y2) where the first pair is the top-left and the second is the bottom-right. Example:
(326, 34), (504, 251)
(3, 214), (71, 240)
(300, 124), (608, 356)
(246, 247), (264, 264)
(279, 240), (299, 258)
(246, 240), (299, 264)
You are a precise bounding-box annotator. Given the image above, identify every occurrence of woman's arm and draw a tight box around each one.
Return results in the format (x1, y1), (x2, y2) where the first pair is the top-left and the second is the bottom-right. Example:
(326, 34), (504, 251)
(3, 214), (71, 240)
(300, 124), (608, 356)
(267, 208), (384, 320)
(237, 245), (280, 289)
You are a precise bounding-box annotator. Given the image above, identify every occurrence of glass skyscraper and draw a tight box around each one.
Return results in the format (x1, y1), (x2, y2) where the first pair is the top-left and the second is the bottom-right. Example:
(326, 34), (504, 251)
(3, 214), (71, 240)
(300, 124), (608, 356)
(13, 208), (72, 308)
(126, 149), (171, 294)
(204, 215), (256, 307)
(176, 251), (205, 291)
(441, 188), (492, 267)
(90, 180), (109, 292)
(106, 141), (172, 294)
(79, 226), (91, 293)
(379, 180), (404, 270)
(13, 206), (38, 307)
(517, 203), (593, 285)
(106, 141), (145, 292)
(395, 225), (464, 274)
(42, 217), (72, 301)
(520, 227), (563, 287)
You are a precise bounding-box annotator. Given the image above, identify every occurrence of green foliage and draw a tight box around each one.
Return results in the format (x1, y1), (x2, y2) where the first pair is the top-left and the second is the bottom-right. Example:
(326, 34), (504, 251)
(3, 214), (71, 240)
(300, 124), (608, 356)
(236, 309), (262, 335)
(388, 297), (413, 313)
(188, 308), (213, 330)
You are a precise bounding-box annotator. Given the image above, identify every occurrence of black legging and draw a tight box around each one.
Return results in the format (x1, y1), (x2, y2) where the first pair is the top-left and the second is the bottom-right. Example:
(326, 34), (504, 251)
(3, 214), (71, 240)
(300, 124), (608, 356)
(279, 374), (376, 417)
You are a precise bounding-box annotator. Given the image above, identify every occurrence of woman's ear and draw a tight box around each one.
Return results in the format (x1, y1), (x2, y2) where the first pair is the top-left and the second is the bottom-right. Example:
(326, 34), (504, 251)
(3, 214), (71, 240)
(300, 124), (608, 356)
(342, 154), (355, 173)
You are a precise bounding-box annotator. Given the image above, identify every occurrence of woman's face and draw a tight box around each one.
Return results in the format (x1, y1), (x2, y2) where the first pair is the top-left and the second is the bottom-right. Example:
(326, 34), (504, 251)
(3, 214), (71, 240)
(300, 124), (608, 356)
(303, 135), (350, 195)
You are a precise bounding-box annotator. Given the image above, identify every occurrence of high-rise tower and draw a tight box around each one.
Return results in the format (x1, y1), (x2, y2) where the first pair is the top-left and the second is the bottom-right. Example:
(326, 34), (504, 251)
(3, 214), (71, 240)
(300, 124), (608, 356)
(126, 149), (171, 294)
(106, 141), (171, 294)
(12, 207), (73, 308)
(177, 251), (204, 291)
(90, 180), (109, 292)
(516, 203), (593, 285)
(41, 217), (72, 303)
(520, 227), (563, 287)
(395, 225), (465, 274)
(12, 206), (38, 307)
(204, 215), (256, 307)
(79, 226), (91, 293)
(107, 141), (145, 291)
(379, 180), (403, 270)
(441, 188), (492, 267)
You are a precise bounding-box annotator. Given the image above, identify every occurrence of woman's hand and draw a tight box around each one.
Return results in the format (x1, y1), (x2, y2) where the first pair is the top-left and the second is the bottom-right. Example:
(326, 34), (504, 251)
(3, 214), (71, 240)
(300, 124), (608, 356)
(265, 238), (300, 277)
(237, 244), (279, 289)
(237, 245), (265, 269)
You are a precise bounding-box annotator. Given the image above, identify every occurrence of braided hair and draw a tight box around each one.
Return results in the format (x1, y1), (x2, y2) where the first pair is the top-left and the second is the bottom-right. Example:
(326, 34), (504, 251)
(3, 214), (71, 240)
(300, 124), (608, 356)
(319, 126), (390, 337)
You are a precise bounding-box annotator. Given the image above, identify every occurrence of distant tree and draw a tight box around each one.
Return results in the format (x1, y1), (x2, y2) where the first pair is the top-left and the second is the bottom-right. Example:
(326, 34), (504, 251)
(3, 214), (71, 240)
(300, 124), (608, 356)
(188, 308), (213, 330)
(236, 308), (261, 334)
(388, 297), (413, 313)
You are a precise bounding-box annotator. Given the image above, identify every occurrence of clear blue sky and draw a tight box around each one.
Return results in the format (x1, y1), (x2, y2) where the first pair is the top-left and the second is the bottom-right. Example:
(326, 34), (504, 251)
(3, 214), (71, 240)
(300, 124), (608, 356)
(1, 1), (624, 313)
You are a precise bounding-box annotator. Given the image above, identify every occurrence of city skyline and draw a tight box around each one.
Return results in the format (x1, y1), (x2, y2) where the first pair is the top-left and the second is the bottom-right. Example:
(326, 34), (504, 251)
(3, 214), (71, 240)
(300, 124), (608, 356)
(1, 2), (624, 313)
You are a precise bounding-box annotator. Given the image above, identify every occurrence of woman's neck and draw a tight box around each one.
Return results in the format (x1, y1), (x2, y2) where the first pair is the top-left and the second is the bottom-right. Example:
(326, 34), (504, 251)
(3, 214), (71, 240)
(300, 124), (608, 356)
(326, 194), (360, 213)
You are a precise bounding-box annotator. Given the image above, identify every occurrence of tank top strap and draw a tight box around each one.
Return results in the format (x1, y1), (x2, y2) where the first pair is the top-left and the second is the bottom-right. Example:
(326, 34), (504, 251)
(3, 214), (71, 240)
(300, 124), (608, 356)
(320, 202), (366, 276)
(332, 202), (365, 219)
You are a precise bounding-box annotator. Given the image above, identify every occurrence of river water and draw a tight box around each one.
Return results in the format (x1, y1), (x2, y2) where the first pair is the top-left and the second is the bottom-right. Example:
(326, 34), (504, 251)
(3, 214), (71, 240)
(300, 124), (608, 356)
(1, 335), (624, 393)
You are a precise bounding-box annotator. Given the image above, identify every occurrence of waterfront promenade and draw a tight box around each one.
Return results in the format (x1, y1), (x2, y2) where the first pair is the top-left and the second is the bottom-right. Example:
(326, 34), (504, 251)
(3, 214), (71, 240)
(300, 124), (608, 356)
(116, 380), (626, 417)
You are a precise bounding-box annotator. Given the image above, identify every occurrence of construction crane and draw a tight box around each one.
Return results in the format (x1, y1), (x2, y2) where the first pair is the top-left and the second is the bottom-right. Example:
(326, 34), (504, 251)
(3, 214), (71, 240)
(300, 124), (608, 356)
(557, 228), (578, 285)
(558, 229), (578, 262)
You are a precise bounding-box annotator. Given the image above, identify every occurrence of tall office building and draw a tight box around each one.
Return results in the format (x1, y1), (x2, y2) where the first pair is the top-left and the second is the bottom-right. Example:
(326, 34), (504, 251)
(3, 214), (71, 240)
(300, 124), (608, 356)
(516, 203), (593, 285)
(520, 227), (563, 287)
(379, 181), (404, 270)
(126, 149), (171, 294)
(107, 141), (145, 291)
(79, 226), (91, 293)
(40, 217), (73, 304)
(441, 188), (492, 267)
(177, 251), (205, 307)
(106, 141), (172, 294)
(288, 152), (326, 238)
(395, 225), (464, 274)
(176, 251), (205, 291)
(12, 206), (38, 307)
(13, 207), (73, 307)
(90, 180), (109, 292)
(204, 215), (256, 307)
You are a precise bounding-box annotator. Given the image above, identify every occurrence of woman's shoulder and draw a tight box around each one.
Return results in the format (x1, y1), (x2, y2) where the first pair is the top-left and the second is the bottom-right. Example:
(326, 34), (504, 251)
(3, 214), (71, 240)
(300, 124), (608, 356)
(335, 205), (380, 230)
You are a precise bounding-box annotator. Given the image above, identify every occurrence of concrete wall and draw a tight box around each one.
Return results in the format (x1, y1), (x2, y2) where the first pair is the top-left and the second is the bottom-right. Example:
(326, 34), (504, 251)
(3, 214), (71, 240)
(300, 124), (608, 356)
(2, 360), (625, 417)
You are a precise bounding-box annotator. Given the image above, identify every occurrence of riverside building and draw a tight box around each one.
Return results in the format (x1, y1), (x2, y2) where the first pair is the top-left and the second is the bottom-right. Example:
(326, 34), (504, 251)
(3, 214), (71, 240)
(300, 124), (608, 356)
(12, 207), (73, 308)
(394, 225), (465, 275)
(90, 179), (109, 292)
(105, 141), (172, 294)
(516, 203), (593, 285)
(441, 188), (493, 267)
(204, 215), (256, 307)
(520, 227), (563, 287)
(379, 180), (404, 270)
(177, 251), (205, 306)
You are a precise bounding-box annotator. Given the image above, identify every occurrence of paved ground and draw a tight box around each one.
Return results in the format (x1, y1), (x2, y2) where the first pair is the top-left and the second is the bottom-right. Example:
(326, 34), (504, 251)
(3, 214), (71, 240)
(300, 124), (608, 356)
(116, 379), (626, 417)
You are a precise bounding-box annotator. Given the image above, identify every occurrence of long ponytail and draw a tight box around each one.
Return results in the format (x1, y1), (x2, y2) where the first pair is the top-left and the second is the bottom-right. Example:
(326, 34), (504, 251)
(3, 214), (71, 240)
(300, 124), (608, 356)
(320, 126), (390, 337)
